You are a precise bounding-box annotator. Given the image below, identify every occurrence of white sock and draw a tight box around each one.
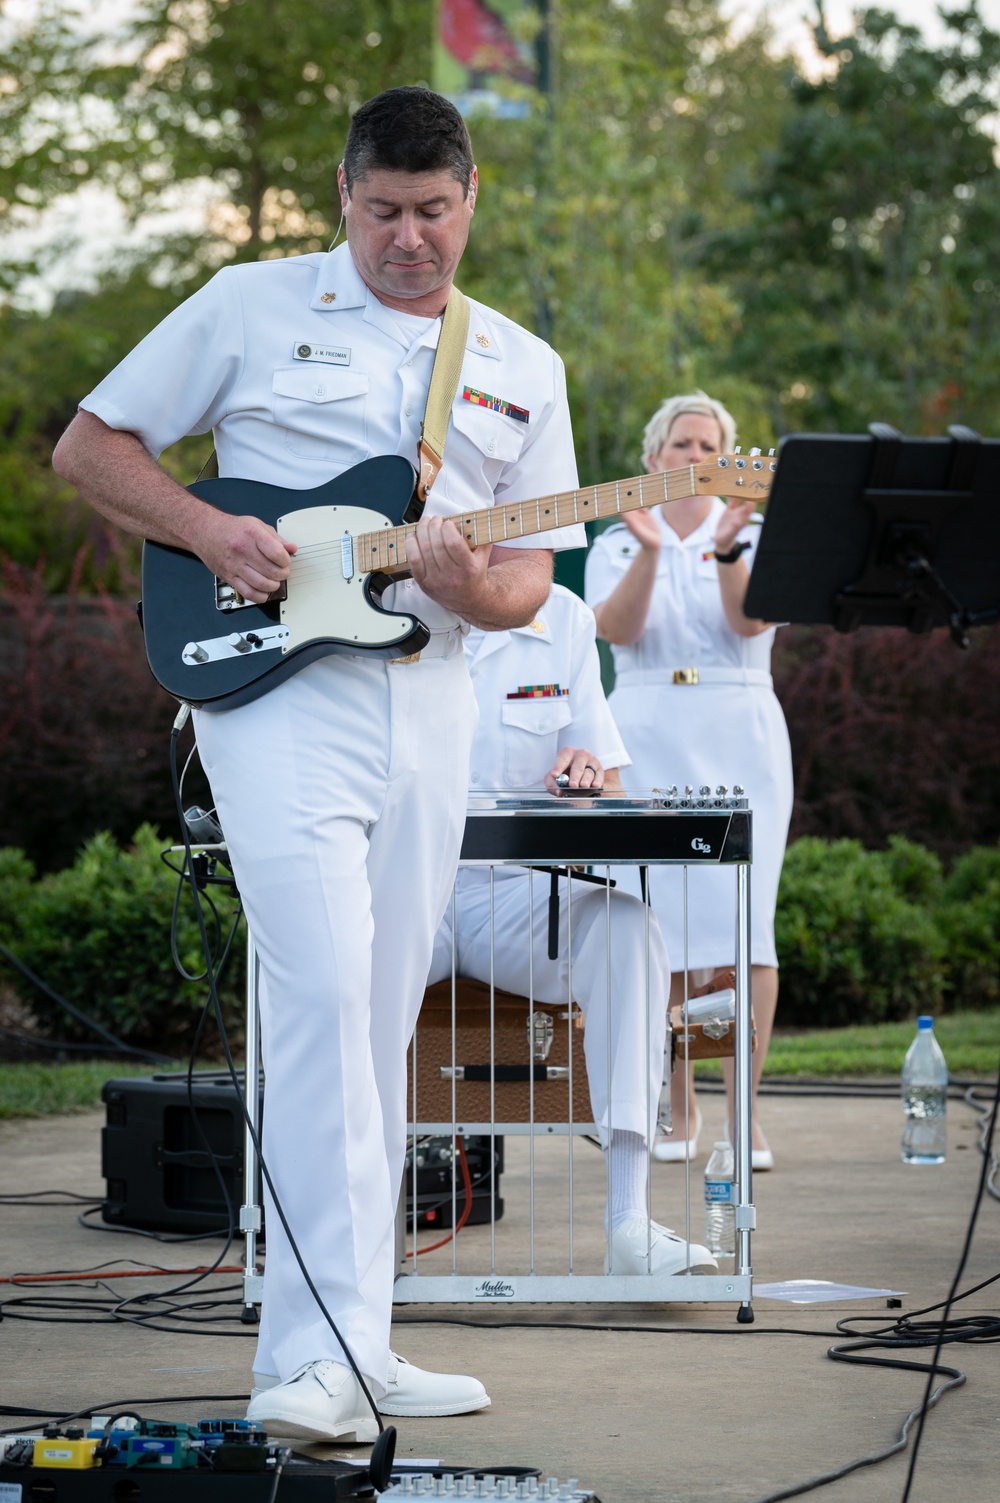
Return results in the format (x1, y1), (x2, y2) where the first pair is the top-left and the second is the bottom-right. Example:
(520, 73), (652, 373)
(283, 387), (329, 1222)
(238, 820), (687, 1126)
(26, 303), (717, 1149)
(606, 1129), (649, 1230)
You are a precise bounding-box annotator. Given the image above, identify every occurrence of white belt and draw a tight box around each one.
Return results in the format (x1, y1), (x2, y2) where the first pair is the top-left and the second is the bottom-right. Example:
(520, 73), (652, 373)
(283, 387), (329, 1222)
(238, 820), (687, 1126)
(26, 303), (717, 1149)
(615, 667), (773, 689)
(388, 629), (465, 665)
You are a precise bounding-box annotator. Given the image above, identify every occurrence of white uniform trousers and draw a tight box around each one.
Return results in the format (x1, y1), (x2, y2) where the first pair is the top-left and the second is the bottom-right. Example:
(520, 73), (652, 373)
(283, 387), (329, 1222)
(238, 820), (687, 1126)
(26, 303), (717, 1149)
(194, 649), (478, 1387)
(427, 867), (669, 1145)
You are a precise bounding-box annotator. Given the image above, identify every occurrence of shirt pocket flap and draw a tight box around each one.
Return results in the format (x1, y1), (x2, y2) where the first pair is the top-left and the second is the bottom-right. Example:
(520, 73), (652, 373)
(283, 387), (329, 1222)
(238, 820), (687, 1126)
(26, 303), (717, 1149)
(501, 699), (573, 735)
(452, 399), (525, 462)
(272, 367), (370, 404)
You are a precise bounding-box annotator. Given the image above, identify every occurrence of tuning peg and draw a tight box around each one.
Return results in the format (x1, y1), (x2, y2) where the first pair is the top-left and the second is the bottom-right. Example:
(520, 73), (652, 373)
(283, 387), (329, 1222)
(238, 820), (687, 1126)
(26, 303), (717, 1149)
(768, 448), (775, 456)
(699, 785), (711, 796)
(734, 446), (741, 454)
(716, 785), (728, 796)
(733, 784), (745, 795)
(749, 447), (761, 456)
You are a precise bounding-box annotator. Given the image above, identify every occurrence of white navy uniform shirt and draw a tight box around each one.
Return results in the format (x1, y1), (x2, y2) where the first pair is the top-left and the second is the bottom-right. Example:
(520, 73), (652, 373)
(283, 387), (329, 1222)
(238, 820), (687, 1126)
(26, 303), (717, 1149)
(464, 583), (630, 790)
(584, 500), (775, 672)
(81, 242), (586, 631)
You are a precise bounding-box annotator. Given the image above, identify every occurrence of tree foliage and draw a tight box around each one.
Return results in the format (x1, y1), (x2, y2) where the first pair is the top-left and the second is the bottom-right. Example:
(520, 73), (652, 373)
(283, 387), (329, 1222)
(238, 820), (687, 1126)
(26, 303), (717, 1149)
(710, 4), (1000, 434)
(1, 0), (999, 858)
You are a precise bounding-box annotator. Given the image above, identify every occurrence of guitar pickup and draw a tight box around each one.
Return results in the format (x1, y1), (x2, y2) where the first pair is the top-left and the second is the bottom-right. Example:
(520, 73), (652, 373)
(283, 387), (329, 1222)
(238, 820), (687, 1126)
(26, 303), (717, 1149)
(182, 624), (290, 666)
(215, 579), (288, 612)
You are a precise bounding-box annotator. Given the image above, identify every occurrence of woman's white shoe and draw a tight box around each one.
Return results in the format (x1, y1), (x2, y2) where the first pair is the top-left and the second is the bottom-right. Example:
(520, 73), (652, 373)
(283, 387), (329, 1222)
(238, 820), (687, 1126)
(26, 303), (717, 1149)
(652, 1106), (702, 1163)
(723, 1120), (775, 1172)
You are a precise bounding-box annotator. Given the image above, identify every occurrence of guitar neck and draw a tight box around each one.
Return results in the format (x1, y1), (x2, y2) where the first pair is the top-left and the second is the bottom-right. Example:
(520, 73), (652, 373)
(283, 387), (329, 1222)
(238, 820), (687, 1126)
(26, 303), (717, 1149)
(355, 455), (771, 576)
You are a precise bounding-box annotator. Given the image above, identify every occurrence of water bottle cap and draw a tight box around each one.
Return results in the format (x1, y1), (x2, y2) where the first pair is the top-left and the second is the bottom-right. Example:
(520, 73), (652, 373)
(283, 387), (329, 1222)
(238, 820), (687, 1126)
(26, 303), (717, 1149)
(917, 1015), (934, 1030)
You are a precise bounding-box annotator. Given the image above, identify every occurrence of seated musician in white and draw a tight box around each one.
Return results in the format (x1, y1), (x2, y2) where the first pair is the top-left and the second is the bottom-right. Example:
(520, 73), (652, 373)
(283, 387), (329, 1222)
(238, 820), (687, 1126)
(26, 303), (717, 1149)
(426, 584), (717, 1274)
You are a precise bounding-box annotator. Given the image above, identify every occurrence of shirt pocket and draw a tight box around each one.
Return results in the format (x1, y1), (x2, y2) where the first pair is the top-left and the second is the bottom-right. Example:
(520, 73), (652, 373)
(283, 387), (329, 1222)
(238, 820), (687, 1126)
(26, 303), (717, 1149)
(500, 697), (573, 787)
(446, 399), (527, 500)
(271, 366), (369, 464)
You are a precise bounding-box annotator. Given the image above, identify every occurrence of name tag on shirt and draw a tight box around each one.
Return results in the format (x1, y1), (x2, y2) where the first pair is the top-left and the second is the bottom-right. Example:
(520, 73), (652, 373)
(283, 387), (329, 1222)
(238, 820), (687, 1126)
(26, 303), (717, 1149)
(293, 342), (351, 366)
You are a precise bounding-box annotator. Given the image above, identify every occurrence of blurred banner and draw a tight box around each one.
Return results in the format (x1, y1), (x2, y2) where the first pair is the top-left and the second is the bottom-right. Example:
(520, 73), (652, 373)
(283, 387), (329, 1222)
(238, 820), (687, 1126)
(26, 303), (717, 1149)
(434, 0), (547, 117)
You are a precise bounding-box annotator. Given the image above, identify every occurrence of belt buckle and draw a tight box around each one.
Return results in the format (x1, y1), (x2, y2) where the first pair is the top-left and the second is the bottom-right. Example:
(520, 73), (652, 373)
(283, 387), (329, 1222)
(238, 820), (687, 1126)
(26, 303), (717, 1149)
(389, 651), (422, 665)
(672, 667), (699, 686)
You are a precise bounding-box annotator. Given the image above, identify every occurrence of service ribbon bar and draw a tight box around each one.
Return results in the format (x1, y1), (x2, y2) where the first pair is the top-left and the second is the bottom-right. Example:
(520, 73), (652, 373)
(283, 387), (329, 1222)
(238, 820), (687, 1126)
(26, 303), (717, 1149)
(462, 385), (530, 424)
(506, 684), (568, 699)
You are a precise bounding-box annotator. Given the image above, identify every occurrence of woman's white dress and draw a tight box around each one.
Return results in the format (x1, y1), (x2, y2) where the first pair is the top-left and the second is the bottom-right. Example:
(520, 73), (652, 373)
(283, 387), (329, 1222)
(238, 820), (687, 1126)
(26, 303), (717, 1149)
(584, 500), (793, 970)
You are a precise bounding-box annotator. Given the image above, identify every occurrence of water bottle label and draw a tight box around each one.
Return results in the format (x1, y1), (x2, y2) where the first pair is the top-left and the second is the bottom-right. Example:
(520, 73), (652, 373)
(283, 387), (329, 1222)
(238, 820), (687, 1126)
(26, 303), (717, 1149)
(704, 1180), (732, 1203)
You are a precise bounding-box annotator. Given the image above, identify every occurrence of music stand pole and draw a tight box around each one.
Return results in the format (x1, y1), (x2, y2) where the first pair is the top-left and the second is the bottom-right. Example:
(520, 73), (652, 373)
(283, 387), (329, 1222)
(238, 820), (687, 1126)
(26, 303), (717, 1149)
(734, 860), (754, 1323)
(240, 929), (263, 1316)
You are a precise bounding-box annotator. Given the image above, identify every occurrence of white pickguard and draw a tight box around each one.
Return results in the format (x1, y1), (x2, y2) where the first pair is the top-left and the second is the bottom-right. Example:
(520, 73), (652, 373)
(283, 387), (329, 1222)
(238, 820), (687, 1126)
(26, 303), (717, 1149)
(276, 504), (416, 651)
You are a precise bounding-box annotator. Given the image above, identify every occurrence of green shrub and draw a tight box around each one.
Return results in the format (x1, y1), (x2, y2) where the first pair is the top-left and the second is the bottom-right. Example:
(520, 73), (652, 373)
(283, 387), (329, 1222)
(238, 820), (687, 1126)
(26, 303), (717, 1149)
(0, 847), (35, 941)
(0, 826), (243, 1048)
(775, 837), (948, 1027)
(938, 845), (1000, 1008)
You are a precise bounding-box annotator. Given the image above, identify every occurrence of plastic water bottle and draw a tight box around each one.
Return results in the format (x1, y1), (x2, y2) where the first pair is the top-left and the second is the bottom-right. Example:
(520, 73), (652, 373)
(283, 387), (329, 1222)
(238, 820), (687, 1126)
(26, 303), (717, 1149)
(901, 1016), (947, 1164)
(704, 1141), (735, 1255)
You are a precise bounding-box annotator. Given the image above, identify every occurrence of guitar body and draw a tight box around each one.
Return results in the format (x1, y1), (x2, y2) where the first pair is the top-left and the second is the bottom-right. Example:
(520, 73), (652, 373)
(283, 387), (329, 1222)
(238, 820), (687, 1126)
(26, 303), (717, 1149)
(141, 455), (429, 710)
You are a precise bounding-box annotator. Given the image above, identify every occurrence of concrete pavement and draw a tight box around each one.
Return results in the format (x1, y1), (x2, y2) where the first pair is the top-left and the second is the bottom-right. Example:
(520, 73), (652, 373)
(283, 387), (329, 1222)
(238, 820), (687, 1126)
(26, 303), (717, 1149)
(0, 1085), (997, 1502)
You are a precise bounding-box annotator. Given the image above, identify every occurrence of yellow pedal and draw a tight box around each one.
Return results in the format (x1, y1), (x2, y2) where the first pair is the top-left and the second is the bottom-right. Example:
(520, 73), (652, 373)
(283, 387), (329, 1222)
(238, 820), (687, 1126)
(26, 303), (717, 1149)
(33, 1436), (101, 1469)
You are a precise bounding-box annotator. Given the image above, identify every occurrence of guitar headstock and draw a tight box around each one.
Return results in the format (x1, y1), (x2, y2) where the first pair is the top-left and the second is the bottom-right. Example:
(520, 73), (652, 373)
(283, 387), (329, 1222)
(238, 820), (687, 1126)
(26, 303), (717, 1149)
(692, 449), (775, 501)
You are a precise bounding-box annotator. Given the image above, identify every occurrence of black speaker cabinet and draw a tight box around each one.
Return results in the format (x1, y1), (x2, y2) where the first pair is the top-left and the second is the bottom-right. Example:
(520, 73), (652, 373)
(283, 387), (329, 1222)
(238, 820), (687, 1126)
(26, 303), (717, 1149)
(101, 1073), (504, 1235)
(101, 1071), (254, 1234)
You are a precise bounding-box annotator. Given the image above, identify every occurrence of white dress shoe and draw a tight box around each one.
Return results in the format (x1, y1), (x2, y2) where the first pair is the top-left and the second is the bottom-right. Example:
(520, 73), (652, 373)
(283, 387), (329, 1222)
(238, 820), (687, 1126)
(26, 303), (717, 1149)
(245, 1359), (378, 1443)
(652, 1106), (702, 1163)
(251, 1351), (490, 1419)
(605, 1216), (718, 1276)
(378, 1351), (490, 1417)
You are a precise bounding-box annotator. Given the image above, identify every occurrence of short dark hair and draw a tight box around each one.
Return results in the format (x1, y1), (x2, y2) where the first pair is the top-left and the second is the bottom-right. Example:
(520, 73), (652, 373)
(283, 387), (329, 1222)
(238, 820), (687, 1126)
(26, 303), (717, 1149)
(343, 87), (474, 193)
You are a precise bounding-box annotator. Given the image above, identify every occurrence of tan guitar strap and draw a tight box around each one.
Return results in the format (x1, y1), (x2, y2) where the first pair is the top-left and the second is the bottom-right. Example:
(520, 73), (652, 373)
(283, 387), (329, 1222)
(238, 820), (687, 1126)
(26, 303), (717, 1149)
(416, 285), (470, 505)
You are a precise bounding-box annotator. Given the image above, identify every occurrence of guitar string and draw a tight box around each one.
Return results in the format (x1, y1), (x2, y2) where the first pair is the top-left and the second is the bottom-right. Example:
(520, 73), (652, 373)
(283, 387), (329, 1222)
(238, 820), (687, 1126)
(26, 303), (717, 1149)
(279, 464), (715, 567)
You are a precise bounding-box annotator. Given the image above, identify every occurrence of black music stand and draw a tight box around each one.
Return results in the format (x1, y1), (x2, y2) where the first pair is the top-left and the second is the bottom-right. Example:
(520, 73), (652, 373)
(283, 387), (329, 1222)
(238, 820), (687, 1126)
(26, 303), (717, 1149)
(744, 423), (1000, 647)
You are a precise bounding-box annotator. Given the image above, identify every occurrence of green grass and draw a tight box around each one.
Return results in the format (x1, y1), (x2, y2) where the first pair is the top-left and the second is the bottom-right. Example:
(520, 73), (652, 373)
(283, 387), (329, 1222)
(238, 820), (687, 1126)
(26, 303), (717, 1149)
(0, 1060), (163, 1119)
(1, 1010), (997, 1118)
(695, 1007), (1000, 1080)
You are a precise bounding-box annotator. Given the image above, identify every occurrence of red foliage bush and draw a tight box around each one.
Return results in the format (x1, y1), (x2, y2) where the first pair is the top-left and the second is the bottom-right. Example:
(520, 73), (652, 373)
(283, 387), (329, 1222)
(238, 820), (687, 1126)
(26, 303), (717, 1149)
(0, 553), (196, 870)
(773, 623), (1000, 858)
(2, 555), (997, 870)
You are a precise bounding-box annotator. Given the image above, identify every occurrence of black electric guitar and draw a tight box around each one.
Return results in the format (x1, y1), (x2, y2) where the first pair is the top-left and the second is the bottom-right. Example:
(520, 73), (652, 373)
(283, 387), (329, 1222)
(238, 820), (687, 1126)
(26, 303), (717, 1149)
(140, 450), (774, 709)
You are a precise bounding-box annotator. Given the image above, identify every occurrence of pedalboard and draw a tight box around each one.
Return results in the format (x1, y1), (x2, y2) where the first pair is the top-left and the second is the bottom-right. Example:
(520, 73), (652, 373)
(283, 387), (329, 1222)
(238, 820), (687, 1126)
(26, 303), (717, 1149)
(0, 1418), (600, 1501)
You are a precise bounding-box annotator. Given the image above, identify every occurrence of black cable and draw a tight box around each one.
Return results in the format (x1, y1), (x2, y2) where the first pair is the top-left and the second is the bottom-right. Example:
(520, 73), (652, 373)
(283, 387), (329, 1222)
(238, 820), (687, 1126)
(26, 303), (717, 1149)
(743, 1359), (965, 1503)
(0, 1189), (102, 1206)
(0, 941), (172, 1064)
(393, 1316), (843, 1336)
(167, 707), (386, 1434)
(77, 1205), (230, 1242)
(0, 1025), (146, 1057)
(1, 1394), (251, 1433)
(102, 879), (245, 1323)
(899, 1045), (1000, 1502)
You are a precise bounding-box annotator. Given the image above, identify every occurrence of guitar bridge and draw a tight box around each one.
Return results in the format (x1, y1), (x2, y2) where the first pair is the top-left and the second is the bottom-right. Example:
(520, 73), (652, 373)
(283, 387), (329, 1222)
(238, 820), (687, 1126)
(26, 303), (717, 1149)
(215, 579), (288, 612)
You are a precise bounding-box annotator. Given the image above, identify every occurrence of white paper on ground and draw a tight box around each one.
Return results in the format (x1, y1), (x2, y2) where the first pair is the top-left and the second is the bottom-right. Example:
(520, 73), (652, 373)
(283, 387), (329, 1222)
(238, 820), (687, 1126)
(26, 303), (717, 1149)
(752, 1280), (906, 1304)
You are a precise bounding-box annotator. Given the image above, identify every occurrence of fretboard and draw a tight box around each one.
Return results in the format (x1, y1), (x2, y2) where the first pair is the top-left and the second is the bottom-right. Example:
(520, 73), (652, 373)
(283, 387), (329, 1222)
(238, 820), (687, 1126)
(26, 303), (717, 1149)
(355, 464), (711, 577)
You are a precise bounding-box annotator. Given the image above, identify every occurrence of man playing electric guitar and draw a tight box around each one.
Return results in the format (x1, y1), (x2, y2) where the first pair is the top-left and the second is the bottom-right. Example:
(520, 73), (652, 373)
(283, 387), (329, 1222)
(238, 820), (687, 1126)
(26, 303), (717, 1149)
(53, 87), (585, 1441)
